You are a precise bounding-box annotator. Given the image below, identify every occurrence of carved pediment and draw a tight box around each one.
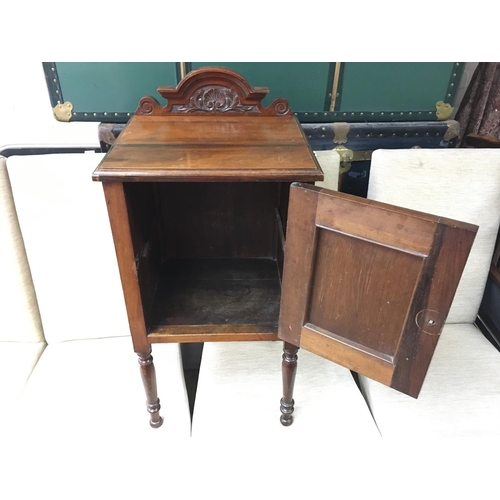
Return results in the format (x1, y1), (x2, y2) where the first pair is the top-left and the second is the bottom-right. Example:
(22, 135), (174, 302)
(135, 67), (291, 117)
(175, 86), (255, 114)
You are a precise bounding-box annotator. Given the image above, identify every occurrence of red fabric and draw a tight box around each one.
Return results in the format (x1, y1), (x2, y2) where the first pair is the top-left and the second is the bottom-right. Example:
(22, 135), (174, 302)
(455, 63), (500, 147)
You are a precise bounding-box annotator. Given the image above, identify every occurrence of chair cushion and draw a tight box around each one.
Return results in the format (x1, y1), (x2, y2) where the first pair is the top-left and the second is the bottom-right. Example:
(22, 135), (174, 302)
(0, 341), (46, 409)
(2, 337), (191, 498)
(368, 149), (500, 323)
(18, 336), (191, 437)
(192, 341), (380, 437)
(358, 323), (500, 437)
(7, 153), (130, 343)
(0, 158), (44, 343)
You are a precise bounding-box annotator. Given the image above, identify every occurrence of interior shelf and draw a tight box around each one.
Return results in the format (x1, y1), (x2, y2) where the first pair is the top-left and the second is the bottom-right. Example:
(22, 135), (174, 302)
(147, 258), (281, 342)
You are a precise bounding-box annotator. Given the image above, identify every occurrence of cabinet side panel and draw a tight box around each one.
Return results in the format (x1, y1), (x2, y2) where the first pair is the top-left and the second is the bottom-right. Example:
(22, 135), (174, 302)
(102, 182), (149, 352)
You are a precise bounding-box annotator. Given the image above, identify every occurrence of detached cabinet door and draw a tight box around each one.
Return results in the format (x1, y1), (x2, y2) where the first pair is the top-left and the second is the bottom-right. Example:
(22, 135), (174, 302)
(278, 183), (477, 398)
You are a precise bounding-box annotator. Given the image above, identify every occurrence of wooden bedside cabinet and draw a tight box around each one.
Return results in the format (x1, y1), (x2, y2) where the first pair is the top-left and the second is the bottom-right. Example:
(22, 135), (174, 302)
(93, 68), (477, 428)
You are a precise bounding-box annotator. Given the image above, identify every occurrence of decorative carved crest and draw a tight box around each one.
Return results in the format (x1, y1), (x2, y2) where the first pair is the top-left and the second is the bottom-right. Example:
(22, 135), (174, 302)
(135, 67), (291, 117)
(176, 86), (255, 113)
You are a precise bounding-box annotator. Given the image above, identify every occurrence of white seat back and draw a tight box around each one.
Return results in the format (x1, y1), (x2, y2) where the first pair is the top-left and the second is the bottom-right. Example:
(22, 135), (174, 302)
(7, 153), (130, 343)
(0, 157), (44, 343)
(368, 149), (500, 323)
(314, 150), (340, 191)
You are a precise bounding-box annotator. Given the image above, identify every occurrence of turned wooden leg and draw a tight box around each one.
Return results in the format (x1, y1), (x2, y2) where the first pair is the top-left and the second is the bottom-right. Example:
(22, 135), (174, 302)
(138, 350), (163, 428)
(280, 342), (299, 427)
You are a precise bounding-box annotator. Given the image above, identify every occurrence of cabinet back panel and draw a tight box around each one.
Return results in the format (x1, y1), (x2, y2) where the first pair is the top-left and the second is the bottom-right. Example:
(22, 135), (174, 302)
(159, 183), (279, 259)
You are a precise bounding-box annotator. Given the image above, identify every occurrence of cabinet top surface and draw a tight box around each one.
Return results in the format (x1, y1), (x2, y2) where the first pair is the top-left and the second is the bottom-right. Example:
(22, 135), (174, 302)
(92, 67), (323, 182)
(92, 115), (322, 182)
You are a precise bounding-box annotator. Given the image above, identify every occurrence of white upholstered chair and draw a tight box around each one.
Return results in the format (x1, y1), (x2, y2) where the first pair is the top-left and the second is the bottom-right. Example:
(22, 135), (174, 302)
(3, 153), (191, 441)
(191, 151), (381, 438)
(0, 157), (46, 411)
(358, 149), (500, 437)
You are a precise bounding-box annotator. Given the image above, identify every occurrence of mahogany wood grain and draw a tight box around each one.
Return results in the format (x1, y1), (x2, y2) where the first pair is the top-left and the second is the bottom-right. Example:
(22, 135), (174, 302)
(137, 351), (163, 428)
(280, 342), (299, 426)
(116, 116), (305, 145)
(159, 183), (278, 259)
(316, 193), (436, 256)
(148, 325), (278, 343)
(123, 183), (162, 321)
(278, 182), (291, 238)
(92, 70), (322, 183)
(275, 208), (286, 282)
(94, 68), (325, 428)
(391, 222), (477, 397)
(301, 324), (393, 386)
(102, 182), (149, 353)
(93, 142), (322, 183)
(94, 67), (482, 428)
(146, 259), (280, 343)
(278, 183), (478, 398)
(308, 228), (423, 357)
(277, 184), (319, 346)
(276, 183), (291, 281)
(135, 67), (290, 117)
(150, 273), (280, 326)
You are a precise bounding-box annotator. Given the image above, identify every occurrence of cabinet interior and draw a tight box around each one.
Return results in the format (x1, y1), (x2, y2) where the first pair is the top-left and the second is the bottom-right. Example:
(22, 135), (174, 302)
(124, 182), (290, 342)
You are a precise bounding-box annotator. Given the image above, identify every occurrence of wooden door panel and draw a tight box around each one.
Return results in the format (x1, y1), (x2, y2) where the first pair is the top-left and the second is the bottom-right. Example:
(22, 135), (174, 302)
(300, 324), (394, 386)
(279, 183), (477, 398)
(315, 194), (437, 256)
(307, 228), (424, 357)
